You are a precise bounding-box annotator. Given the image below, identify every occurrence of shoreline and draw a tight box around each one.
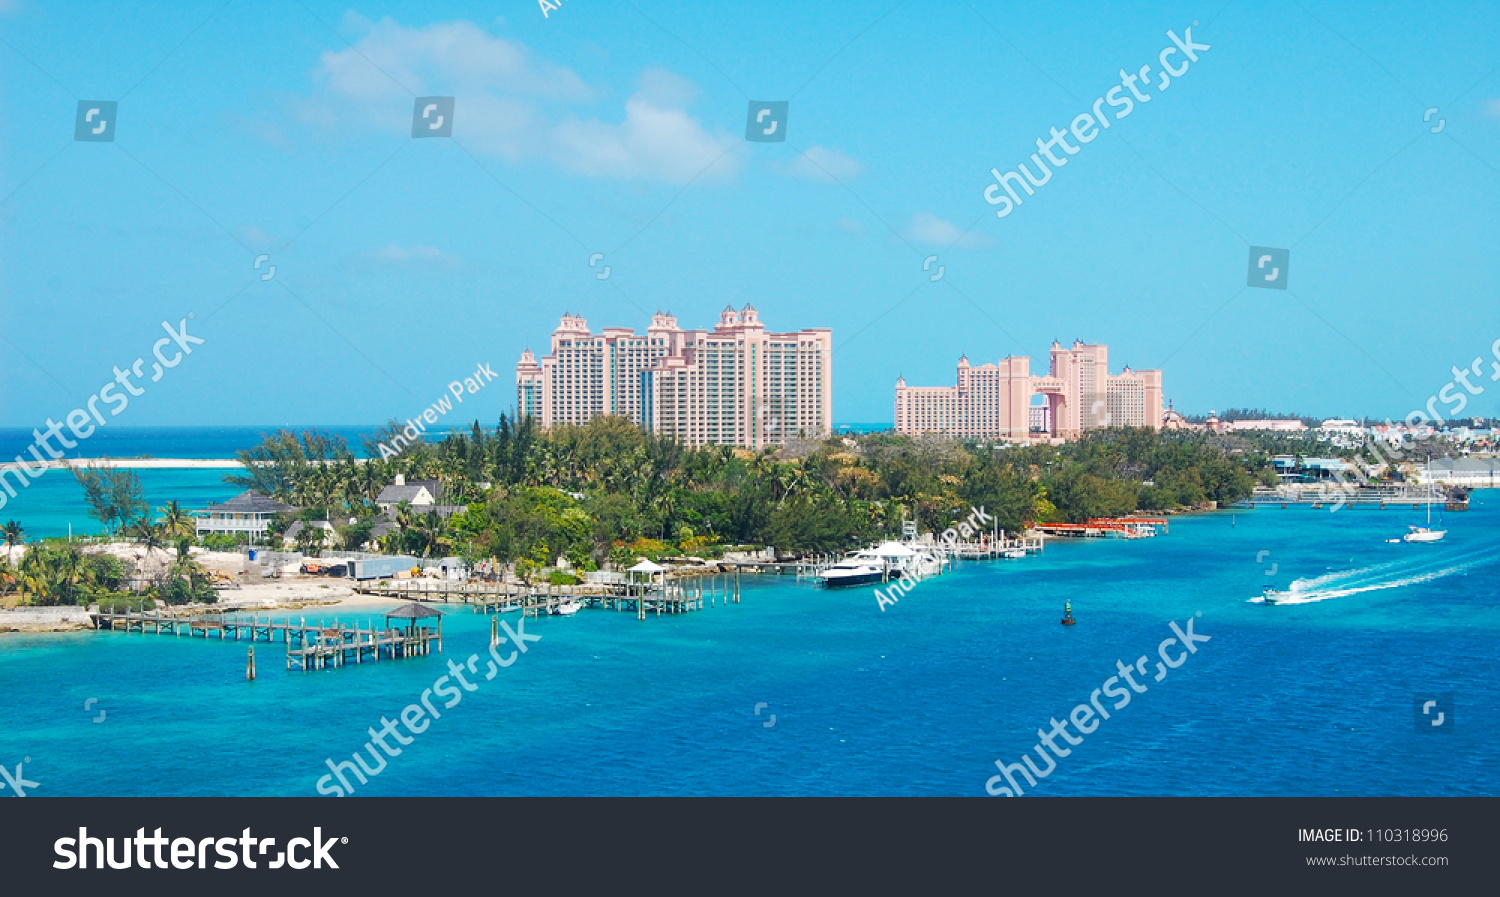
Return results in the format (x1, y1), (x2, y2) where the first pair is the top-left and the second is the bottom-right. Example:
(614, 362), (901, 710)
(0, 458), (245, 472)
(0, 585), (408, 633)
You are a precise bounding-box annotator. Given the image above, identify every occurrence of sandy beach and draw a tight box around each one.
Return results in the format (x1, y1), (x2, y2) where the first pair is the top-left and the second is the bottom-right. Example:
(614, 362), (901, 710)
(0, 539), (409, 630)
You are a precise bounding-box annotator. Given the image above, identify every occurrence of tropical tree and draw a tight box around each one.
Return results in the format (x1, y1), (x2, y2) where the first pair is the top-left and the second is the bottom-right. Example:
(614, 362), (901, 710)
(157, 500), (194, 541)
(414, 510), (448, 558)
(70, 463), (149, 534)
(3, 520), (23, 567)
(130, 519), (165, 553)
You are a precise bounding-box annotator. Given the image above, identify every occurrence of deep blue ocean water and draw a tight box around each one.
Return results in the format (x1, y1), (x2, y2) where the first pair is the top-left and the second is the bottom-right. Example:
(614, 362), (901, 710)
(2, 494), (1495, 797)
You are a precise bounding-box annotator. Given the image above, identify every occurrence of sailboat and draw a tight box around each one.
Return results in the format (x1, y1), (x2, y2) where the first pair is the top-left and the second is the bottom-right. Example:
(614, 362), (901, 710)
(1401, 459), (1447, 543)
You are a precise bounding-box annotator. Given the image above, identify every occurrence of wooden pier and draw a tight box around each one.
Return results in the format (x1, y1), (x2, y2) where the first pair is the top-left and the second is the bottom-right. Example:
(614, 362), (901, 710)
(1244, 484), (1463, 510)
(354, 569), (743, 621)
(946, 531), (1046, 557)
(1038, 518), (1166, 538)
(89, 609), (441, 671)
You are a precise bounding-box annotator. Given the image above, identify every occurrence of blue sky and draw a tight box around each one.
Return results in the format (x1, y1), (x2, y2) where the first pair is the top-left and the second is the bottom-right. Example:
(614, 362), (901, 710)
(2, 0), (1499, 428)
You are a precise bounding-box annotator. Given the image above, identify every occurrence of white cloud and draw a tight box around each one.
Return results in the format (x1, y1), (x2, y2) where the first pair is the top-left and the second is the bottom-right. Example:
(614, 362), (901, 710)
(317, 14), (589, 104)
(304, 16), (738, 184)
(834, 216), (866, 236)
(237, 225), (279, 250)
(903, 212), (998, 249)
(550, 96), (738, 183)
(780, 145), (863, 182)
(366, 244), (461, 268)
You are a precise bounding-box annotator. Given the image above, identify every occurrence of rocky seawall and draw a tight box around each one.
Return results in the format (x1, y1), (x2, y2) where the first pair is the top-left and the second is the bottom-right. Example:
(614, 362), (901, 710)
(0, 608), (94, 632)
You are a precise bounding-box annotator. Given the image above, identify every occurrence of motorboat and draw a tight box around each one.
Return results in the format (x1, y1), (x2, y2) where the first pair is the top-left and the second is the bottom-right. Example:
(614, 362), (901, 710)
(1001, 547), (1027, 559)
(820, 557), (886, 588)
(551, 599), (582, 616)
(1262, 586), (1289, 605)
(820, 541), (931, 587)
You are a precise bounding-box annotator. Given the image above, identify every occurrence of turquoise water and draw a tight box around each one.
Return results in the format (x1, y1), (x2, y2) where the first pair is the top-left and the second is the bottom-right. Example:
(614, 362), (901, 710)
(0, 425), (378, 539)
(0, 468), (241, 539)
(0, 426), (381, 461)
(1, 497), (1496, 796)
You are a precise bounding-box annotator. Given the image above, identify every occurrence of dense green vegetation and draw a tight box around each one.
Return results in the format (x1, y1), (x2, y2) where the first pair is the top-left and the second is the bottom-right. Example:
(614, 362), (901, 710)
(219, 417), (1266, 566)
(1, 498), (218, 607)
(0, 538), (217, 608)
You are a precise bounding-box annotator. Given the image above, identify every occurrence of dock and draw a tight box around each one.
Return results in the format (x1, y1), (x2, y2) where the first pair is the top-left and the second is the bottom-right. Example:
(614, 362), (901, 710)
(1244, 484), (1464, 510)
(90, 609), (441, 671)
(353, 569), (743, 621)
(1036, 518), (1168, 538)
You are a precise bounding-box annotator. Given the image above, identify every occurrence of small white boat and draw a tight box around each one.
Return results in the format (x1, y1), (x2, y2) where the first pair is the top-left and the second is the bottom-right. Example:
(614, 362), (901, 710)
(551, 599), (582, 616)
(820, 558), (886, 588)
(1402, 526), (1446, 543)
(1400, 461), (1447, 542)
(1262, 586), (1289, 605)
(1001, 547), (1027, 559)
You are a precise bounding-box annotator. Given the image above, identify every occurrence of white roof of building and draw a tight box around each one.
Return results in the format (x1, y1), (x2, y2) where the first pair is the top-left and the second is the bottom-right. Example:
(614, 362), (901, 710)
(1431, 458), (1500, 471)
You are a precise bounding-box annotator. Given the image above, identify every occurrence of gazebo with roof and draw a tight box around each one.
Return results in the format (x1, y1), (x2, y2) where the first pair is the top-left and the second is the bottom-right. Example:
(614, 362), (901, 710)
(383, 602), (444, 656)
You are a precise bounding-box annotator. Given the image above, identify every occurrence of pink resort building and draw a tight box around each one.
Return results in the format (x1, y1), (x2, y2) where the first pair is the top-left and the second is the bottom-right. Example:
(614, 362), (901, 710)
(516, 306), (832, 449)
(894, 340), (1163, 441)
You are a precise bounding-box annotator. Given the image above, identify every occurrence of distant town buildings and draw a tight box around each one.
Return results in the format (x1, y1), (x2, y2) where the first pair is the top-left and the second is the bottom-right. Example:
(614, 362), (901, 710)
(1425, 457), (1500, 487)
(516, 307), (832, 449)
(894, 340), (1162, 441)
(1223, 419), (1308, 433)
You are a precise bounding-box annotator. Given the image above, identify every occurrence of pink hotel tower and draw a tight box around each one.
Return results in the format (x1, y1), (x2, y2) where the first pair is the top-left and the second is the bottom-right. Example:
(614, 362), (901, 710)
(894, 340), (1163, 440)
(516, 306), (832, 449)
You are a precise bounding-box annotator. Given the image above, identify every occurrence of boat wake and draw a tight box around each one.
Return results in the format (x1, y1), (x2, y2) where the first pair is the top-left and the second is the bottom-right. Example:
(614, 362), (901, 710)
(1250, 549), (1498, 605)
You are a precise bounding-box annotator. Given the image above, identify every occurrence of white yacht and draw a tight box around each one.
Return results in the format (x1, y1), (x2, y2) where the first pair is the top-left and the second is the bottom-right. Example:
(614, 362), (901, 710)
(819, 540), (948, 588)
(819, 556), (886, 588)
(551, 599), (582, 616)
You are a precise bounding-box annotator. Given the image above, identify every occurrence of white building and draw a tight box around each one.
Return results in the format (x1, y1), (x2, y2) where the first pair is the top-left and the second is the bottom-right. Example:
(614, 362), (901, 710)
(376, 474), (439, 514)
(1422, 458), (1500, 488)
(195, 491), (295, 538)
(1226, 419), (1308, 432)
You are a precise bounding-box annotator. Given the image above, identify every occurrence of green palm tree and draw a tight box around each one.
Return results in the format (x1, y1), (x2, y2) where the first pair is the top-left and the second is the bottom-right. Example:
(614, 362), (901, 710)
(157, 501), (194, 541)
(130, 519), (164, 554)
(18, 546), (50, 605)
(57, 548), (83, 606)
(416, 510), (448, 558)
(3, 520), (23, 568)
